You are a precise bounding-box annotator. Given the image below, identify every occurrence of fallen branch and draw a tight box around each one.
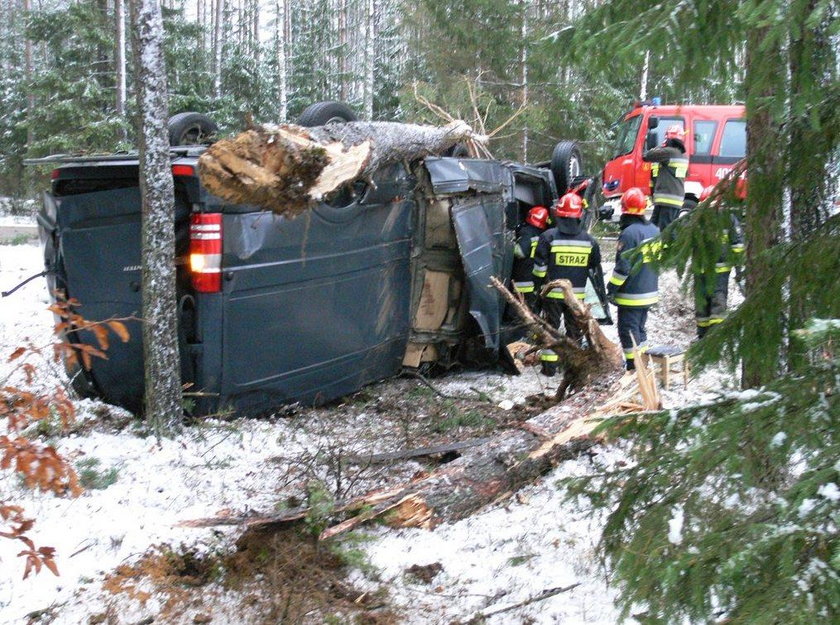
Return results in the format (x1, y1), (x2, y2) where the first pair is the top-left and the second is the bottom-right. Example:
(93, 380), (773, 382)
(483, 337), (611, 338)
(473, 582), (581, 621)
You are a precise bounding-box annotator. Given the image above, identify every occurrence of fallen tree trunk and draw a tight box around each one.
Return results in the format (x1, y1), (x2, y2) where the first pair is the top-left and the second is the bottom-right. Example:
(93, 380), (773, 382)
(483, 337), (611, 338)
(197, 120), (480, 217)
(180, 372), (629, 536)
(180, 277), (628, 536)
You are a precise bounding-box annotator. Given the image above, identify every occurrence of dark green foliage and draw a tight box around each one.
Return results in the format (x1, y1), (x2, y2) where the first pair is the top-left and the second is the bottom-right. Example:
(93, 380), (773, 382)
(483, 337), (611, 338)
(567, 321), (840, 624)
(26, 2), (129, 156)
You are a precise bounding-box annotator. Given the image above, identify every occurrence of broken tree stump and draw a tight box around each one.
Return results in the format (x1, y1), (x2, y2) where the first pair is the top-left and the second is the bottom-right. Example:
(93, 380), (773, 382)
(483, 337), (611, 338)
(197, 120), (480, 218)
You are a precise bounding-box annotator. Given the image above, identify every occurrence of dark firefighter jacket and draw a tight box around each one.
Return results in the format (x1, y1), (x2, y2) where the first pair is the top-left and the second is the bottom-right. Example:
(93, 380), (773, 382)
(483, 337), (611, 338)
(607, 215), (661, 307)
(511, 222), (544, 294)
(643, 141), (688, 209)
(532, 218), (601, 300)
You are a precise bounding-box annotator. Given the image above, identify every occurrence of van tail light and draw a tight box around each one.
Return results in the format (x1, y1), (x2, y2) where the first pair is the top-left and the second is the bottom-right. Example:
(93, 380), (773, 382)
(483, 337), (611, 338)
(189, 213), (222, 293)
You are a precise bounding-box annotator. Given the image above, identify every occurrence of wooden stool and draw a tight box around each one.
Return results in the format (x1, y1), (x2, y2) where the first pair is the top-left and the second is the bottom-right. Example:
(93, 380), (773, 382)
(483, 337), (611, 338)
(646, 345), (689, 389)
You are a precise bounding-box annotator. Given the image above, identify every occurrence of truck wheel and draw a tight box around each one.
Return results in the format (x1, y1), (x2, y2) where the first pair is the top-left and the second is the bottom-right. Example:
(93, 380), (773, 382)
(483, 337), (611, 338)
(550, 141), (583, 194)
(168, 112), (218, 146)
(297, 101), (358, 126)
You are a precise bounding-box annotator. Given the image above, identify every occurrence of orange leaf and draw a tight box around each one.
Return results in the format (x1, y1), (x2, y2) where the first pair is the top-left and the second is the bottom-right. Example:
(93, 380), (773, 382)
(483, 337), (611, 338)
(91, 326), (109, 351)
(7, 347), (26, 362)
(43, 557), (59, 577)
(107, 320), (130, 343)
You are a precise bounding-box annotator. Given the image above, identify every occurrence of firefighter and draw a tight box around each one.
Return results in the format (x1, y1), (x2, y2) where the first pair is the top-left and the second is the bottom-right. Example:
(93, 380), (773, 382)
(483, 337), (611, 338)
(532, 193), (603, 376)
(607, 187), (661, 370)
(511, 205), (550, 313)
(644, 124), (688, 231)
(694, 185), (745, 338)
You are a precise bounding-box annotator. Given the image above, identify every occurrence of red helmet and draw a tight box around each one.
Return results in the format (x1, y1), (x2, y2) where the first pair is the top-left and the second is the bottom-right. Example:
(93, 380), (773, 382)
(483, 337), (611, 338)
(699, 185), (717, 202)
(525, 205), (550, 229)
(664, 124), (686, 142)
(621, 187), (647, 215)
(553, 193), (583, 219)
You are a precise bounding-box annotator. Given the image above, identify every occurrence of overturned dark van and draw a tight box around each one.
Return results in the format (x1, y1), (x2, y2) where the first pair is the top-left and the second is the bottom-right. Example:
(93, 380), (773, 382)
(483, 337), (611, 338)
(36, 120), (564, 415)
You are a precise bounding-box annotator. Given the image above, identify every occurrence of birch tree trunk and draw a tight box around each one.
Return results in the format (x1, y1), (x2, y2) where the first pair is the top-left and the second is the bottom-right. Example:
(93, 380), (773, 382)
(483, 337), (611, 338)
(129, 0), (183, 435)
(115, 0), (127, 122)
(363, 0), (374, 119)
(519, 0), (528, 161)
(213, 0), (224, 98)
(275, 0), (287, 120)
(23, 0), (34, 147)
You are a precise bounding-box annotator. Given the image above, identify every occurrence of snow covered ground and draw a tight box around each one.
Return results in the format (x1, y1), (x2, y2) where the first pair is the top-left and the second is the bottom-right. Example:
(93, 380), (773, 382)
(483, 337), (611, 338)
(0, 240), (740, 624)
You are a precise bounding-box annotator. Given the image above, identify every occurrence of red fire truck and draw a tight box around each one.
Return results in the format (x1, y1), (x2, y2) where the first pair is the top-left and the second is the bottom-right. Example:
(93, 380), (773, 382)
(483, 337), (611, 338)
(600, 102), (746, 217)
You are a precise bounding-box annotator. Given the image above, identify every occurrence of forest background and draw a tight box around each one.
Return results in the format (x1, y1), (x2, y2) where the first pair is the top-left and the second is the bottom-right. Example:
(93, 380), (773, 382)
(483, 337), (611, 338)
(0, 0), (746, 198)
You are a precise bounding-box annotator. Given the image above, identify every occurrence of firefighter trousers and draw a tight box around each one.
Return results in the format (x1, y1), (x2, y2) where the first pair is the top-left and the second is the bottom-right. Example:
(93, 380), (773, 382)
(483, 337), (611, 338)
(539, 299), (583, 375)
(617, 306), (650, 370)
(694, 271), (730, 338)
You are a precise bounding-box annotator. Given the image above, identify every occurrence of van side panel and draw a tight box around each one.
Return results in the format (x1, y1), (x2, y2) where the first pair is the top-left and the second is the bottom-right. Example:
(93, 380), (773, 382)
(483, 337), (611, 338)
(216, 164), (415, 409)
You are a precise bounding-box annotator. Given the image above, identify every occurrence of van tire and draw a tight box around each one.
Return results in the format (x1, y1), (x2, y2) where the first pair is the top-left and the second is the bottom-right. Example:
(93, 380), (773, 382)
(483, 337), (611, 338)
(550, 141), (583, 194)
(297, 101), (358, 127)
(168, 112), (218, 146)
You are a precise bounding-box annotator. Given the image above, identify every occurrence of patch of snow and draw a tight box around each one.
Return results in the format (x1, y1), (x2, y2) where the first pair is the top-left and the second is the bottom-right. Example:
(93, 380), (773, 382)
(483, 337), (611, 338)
(0, 245), (741, 624)
(667, 505), (685, 545)
(798, 498), (817, 518)
(771, 431), (788, 447)
(817, 483), (840, 502)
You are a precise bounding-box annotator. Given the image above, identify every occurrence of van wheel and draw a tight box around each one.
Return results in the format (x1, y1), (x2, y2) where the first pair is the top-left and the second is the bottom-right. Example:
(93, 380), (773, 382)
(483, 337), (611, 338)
(297, 101), (358, 126)
(168, 112), (218, 146)
(550, 141), (582, 194)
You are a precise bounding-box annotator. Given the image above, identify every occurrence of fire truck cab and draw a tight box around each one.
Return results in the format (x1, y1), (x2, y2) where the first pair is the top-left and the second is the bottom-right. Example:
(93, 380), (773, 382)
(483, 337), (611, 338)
(600, 102), (746, 216)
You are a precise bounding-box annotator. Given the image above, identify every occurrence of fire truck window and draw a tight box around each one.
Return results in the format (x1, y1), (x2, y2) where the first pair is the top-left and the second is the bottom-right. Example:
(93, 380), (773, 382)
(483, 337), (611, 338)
(720, 120), (746, 158)
(693, 121), (717, 155)
(613, 115), (643, 157)
(653, 117), (684, 145)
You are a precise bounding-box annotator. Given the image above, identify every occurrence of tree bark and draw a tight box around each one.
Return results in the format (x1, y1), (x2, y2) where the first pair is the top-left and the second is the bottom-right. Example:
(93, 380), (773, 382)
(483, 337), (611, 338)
(115, 0), (127, 123)
(130, 0), (183, 435)
(741, 24), (784, 388)
(197, 120), (478, 217)
(275, 0), (288, 121)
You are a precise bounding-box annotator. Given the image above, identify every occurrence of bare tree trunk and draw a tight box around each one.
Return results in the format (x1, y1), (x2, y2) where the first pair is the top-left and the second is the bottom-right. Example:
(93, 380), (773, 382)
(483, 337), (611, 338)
(129, 0), (183, 435)
(363, 0), (374, 119)
(213, 0), (224, 98)
(741, 25), (785, 388)
(23, 0), (34, 147)
(338, 0), (347, 101)
(275, 0), (287, 120)
(115, 0), (127, 124)
(519, 0), (528, 161)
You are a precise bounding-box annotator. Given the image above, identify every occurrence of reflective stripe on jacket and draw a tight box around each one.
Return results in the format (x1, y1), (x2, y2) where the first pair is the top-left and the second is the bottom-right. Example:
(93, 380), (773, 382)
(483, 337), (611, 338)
(608, 217), (661, 307)
(643, 145), (687, 208)
(511, 223), (543, 293)
(533, 218), (601, 300)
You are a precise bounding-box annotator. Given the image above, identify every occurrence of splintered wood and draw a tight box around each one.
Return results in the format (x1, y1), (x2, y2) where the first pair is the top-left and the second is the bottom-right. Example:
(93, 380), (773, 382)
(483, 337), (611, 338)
(197, 120), (477, 217)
